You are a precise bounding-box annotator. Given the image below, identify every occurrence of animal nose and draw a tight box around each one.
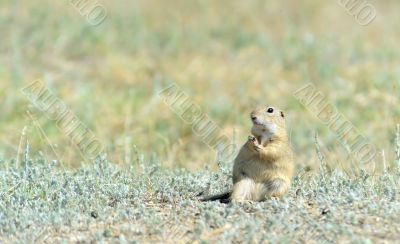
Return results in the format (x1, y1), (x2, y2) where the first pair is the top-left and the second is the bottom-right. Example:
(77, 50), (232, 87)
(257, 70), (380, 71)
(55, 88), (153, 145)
(251, 116), (257, 121)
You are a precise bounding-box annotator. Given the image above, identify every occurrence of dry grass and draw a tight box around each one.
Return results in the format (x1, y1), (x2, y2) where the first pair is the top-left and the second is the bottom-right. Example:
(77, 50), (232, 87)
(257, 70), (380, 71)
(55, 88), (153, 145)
(1, 0), (400, 242)
(0, 1), (400, 172)
(1, 0), (399, 171)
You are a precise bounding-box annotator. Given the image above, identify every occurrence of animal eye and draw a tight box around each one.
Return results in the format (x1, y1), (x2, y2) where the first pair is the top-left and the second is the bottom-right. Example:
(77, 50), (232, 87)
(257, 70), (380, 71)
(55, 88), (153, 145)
(267, 107), (274, 113)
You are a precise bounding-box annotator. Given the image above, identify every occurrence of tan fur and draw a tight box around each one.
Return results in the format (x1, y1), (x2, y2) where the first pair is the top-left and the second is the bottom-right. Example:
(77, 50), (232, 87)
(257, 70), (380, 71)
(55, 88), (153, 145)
(231, 106), (294, 202)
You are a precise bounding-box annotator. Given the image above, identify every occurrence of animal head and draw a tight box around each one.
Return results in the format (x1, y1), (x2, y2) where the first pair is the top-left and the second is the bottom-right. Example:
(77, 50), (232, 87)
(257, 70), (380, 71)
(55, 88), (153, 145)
(250, 105), (286, 138)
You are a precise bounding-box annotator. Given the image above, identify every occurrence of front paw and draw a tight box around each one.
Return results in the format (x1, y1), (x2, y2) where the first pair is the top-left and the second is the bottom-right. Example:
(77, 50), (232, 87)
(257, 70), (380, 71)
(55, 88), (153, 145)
(248, 135), (257, 143)
(248, 135), (262, 151)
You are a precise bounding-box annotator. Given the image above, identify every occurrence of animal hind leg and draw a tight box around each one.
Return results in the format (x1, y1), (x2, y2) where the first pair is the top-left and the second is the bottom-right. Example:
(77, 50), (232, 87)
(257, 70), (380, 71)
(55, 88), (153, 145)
(257, 178), (290, 200)
(230, 178), (256, 202)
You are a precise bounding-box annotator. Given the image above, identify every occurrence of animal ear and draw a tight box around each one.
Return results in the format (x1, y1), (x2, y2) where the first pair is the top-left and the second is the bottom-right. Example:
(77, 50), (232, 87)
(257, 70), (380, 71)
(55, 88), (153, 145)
(280, 111), (285, 118)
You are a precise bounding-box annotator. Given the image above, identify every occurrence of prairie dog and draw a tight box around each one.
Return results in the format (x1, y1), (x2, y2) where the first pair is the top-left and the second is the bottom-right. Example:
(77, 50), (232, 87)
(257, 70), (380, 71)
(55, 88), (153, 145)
(230, 106), (293, 202)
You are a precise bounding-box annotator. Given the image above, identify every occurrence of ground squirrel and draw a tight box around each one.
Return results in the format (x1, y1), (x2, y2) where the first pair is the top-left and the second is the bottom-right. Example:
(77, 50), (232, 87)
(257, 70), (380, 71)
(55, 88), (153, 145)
(202, 105), (293, 203)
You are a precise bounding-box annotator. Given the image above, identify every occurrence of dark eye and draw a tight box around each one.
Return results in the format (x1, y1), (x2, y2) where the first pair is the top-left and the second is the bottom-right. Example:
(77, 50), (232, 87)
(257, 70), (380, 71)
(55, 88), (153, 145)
(267, 107), (274, 113)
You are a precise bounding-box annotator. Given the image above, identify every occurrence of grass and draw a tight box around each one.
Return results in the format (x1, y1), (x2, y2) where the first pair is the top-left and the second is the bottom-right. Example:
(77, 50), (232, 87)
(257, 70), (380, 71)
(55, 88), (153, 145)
(0, 150), (399, 242)
(1, 0), (400, 242)
(1, 0), (399, 170)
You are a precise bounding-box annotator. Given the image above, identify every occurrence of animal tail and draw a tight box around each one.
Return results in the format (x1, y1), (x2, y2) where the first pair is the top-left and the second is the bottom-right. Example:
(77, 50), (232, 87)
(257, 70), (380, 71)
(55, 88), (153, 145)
(200, 192), (231, 203)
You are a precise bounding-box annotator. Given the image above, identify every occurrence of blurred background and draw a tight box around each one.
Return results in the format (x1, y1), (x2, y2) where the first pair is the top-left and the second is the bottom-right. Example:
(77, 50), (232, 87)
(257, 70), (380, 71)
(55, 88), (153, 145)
(0, 0), (399, 172)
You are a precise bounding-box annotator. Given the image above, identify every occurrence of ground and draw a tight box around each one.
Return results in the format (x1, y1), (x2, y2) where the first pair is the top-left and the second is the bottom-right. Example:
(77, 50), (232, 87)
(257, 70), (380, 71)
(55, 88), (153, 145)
(0, 158), (400, 242)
